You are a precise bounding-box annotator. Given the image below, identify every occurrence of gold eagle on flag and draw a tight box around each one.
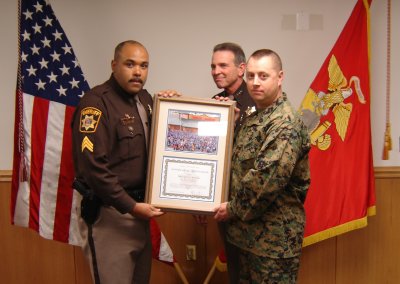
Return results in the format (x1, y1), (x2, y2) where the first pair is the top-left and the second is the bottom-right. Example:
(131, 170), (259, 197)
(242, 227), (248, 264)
(300, 55), (366, 150)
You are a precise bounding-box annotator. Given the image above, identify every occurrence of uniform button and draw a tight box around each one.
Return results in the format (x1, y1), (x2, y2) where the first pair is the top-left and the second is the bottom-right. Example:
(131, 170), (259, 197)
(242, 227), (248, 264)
(128, 126), (134, 132)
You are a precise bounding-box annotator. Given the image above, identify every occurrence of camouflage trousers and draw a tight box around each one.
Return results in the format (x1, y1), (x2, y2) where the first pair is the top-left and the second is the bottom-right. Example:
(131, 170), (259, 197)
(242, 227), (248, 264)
(238, 249), (300, 284)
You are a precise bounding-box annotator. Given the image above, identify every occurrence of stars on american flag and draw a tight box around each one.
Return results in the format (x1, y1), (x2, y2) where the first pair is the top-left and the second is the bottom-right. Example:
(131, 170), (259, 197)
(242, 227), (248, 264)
(38, 57), (49, 69)
(20, 0), (89, 107)
(41, 36), (51, 48)
(13, 0), (90, 245)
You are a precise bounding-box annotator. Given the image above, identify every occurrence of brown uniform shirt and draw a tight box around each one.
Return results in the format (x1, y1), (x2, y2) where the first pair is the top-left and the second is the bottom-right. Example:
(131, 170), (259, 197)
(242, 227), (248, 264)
(72, 75), (153, 214)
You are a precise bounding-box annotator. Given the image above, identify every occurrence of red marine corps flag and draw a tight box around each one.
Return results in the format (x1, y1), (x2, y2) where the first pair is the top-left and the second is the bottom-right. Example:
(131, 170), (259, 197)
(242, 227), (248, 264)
(11, 0), (90, 244)
(299, 0), (376, 246)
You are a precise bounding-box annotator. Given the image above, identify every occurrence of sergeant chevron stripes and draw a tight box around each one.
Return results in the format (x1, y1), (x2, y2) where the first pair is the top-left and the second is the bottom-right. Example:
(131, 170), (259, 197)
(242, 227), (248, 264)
(81, 136), (94, 152)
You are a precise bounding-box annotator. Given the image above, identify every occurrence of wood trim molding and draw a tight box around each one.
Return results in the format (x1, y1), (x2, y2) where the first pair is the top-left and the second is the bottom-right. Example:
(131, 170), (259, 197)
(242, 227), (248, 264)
(1, 167), (399, 182)
(374, 166), (400, 179)
(0, 170), (12, 182)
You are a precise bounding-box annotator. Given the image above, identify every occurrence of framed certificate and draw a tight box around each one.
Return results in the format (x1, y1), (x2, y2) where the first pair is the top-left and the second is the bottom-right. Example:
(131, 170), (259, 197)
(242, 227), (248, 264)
(145, 96), (236, 214)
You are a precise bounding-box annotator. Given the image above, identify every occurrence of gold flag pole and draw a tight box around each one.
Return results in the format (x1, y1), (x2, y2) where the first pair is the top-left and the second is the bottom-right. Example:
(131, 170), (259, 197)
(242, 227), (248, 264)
(173, 262), (189, 284)
(203, 260), (216, 284)
(382, 0), (392, 160)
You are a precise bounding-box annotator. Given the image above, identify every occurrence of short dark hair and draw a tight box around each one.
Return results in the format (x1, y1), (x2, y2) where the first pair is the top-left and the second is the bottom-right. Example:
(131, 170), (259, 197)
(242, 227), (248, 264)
(249, 49), (282, 71)
(213, 42), (246, 66)
(114, 40), (146, 60)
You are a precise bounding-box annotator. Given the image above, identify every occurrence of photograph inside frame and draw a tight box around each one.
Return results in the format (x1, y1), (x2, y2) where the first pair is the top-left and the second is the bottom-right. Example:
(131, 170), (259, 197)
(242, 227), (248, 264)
(146, 96), (236, 214)
(165, 109), (221, 155)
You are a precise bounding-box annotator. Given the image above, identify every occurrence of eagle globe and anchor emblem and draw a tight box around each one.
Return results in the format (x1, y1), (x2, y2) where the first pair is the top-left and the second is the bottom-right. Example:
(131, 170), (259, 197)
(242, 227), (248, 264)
(300, 54), (366, 150)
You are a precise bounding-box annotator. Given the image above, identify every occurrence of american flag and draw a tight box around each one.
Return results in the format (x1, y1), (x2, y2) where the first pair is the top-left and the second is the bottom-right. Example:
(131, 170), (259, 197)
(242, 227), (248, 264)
(11, 0), (89, 244)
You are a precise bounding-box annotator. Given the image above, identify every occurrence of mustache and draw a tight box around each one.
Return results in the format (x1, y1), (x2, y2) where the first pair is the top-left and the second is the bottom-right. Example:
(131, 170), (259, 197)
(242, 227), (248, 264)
(129, 78), (143, 84)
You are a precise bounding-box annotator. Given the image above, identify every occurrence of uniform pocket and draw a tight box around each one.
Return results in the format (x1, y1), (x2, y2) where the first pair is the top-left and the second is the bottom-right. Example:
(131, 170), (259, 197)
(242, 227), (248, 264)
(116, 124), (143, 159)
(236, 141), (258, 162)
(232, 139), (257, 173)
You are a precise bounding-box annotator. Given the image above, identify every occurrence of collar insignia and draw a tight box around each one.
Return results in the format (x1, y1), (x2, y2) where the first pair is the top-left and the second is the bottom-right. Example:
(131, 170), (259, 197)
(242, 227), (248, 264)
(245, 106), (256, 117)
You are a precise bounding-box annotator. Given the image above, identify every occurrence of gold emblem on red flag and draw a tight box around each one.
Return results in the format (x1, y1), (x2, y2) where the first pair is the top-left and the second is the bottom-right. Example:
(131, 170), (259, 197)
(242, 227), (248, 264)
(300, 55), (366, 150)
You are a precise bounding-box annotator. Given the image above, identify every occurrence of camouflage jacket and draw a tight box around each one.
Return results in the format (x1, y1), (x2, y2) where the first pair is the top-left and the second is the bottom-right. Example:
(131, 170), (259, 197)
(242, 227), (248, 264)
(226, 93), (311, 258)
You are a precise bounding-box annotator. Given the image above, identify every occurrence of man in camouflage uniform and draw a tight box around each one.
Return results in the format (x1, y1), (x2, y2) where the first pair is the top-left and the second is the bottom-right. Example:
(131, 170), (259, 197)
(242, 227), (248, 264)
(214, 49), (311, 283)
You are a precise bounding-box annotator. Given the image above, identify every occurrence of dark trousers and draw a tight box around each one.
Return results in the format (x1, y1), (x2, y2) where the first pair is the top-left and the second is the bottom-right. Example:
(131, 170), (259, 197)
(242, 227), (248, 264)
(218, 222), (241, 284)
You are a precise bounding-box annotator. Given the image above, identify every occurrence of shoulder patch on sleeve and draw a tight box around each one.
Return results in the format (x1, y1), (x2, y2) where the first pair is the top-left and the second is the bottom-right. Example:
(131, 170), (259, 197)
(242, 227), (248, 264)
(80, 107), (102, 133)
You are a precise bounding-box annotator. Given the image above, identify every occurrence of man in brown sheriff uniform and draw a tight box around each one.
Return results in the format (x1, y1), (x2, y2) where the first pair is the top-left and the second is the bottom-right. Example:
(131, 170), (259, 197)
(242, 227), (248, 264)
(72, 40), (164, 284)
(214, 49), (311, 283)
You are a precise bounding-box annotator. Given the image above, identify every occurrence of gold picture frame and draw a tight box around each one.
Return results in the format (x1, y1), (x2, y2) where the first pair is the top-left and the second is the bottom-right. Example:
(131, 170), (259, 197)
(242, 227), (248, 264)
(145, 96), (236, 214)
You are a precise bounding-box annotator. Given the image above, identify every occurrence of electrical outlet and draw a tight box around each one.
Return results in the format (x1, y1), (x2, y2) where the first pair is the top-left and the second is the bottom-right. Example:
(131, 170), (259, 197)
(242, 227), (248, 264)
(186, 245), (196, 261)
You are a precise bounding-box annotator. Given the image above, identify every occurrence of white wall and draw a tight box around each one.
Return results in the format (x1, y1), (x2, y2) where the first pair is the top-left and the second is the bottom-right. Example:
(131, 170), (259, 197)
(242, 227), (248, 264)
(0, 0), (399, 169)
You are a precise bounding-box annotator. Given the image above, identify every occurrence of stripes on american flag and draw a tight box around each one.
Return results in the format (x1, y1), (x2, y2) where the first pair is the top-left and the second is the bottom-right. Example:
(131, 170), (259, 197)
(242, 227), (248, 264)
(11, 0), (89, 245)
(150, 218), (175, 265)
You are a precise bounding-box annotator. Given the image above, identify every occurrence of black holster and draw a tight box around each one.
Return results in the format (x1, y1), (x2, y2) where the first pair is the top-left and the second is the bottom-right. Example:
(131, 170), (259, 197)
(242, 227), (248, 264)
(73, 179), (102, 225)
(81, 195), (102, 225)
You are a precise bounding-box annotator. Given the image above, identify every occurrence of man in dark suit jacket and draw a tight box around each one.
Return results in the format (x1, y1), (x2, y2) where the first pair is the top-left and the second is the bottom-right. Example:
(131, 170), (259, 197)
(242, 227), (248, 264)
(211, 42), (256, 131)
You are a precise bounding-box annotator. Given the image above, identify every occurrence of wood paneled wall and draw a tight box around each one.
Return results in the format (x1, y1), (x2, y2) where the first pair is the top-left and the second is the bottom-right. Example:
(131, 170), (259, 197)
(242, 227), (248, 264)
(1, 168), (399, 284)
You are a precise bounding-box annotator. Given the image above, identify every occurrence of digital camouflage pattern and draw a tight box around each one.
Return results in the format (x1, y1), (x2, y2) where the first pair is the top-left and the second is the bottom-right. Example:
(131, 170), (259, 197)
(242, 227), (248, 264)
(239, 249), (300, 283)
(226, 93), (311, 258)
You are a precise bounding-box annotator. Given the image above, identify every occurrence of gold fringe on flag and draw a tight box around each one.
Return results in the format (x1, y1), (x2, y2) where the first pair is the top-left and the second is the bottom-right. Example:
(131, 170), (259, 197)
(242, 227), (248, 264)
(303, 205), (376, 247)
(382, 122), (392, 160)
(17, 0), (28, 181)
